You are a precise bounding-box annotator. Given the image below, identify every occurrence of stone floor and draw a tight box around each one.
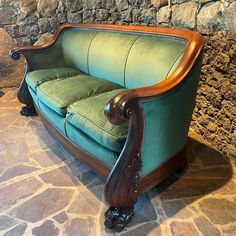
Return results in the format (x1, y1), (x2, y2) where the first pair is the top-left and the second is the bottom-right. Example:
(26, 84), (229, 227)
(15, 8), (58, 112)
(0, 88), (235, 236)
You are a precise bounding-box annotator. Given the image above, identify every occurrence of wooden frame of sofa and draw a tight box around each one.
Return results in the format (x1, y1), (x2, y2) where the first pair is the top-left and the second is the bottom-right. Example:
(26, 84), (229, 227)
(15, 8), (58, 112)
(10, 23), (205, 231)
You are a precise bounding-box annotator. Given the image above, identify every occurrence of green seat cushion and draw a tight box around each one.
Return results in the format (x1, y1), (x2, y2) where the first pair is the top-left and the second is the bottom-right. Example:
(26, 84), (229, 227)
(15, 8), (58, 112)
(66, 123), (118, 167)
(26, 67), (81, 92)
(66, 89), (128, 152)
(37, 74), (122, 116)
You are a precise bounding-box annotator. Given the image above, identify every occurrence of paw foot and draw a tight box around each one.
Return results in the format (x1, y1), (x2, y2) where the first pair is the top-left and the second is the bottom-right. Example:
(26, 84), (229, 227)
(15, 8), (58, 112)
(20, 106), (37, 116)
(104, 207), (134, 232)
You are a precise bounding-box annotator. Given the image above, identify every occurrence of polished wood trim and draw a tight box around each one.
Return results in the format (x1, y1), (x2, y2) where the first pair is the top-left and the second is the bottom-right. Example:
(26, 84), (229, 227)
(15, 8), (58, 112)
(139, 148), (187, 194)
(104, 100), (144, 208)
(34, 103), (111, 177)
(104, 99), (144, 231)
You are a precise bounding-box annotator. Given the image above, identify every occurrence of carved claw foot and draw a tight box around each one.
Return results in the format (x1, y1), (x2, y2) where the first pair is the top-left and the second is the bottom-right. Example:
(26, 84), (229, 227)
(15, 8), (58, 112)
(20, 106), (37, 116)
(104, 207), (134, 232)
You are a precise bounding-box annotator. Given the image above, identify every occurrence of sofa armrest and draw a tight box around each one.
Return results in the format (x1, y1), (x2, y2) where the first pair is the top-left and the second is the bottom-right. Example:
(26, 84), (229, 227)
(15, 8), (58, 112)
(104, 49), (204, 218)
(9, 24), (69, 70)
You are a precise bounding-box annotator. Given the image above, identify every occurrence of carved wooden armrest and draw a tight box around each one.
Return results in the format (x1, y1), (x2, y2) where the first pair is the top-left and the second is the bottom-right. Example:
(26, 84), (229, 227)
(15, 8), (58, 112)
(9, 24), (68, 61)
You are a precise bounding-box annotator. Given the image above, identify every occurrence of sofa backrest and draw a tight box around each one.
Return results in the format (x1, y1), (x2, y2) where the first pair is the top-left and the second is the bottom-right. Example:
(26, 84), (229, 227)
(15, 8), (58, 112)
(62, 28), (187, 88)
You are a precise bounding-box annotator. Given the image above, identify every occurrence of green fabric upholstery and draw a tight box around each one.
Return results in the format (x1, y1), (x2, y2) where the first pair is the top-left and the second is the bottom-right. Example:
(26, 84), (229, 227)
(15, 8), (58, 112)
(125, 36), (186, 88)
(62, 29), (98, 73)
(39, 101), (66, 134)
(37, 74), (122, 116)
(88, 32), (139, 86)
(29, 85), (118, 167)
(66, 123), (118, 167)
(66, 89), (128, 152)
(25, 36), (65, 70)
(26, 67), (81, 92)
(139, 56), (203, 176)
(28, 87), (66, 134)
(28, 86), (39, 107)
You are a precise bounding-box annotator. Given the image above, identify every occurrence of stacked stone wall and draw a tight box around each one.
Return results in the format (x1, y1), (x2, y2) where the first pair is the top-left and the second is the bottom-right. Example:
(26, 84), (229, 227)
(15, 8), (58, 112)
(0, 0), (235, 157)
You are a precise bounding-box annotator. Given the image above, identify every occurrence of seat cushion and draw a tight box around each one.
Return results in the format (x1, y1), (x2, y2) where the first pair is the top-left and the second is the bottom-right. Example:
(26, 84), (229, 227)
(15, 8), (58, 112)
(26, 67), (81, 92)
(66, 123), (118, 167)
(37, 74), (122, 116)
(66, 89), (128, 152)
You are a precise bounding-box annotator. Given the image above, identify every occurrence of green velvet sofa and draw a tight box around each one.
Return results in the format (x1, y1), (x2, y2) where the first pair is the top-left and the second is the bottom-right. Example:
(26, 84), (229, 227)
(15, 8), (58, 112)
(10, 24), (204, 231)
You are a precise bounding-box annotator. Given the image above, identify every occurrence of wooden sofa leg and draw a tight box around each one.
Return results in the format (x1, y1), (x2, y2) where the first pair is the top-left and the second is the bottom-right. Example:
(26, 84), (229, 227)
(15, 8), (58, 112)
(104, 99), (144, 232)
(17, 79), (37, 116)
(104, 206), (134, 232)
(20, 105), (37, 116)
(103, 152), (142, 232)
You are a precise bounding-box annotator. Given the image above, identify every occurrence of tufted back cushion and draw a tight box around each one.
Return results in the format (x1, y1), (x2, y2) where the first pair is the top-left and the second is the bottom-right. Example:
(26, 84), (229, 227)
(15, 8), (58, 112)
(62, 28), (186, 88)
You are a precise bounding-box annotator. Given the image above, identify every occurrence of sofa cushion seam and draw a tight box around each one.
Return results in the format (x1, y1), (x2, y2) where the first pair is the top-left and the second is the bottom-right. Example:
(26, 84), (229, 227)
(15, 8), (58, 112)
(67, 111), (127, 139)
(87, 31), (99, 74)
(165, 50), (185, 79)
(123, 35), (142, 88)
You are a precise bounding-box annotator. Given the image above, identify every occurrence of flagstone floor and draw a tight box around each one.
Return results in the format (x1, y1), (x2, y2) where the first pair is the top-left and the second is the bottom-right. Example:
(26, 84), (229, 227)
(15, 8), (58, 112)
(0, 88), (235, 236)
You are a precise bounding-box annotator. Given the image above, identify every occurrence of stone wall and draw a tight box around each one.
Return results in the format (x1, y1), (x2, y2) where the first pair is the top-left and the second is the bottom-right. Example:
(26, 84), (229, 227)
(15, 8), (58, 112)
(0, 0), (235, 157)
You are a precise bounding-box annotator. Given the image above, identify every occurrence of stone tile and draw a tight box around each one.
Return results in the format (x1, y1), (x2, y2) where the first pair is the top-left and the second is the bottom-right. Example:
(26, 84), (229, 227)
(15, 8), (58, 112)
(0, 127), (26, 144)
(0, 101), (21, 108)
(154, 205), (167, 224)
(212, 179), (236, 194)
(3, 222), (27, 236)
(183, 166), (232, 179)
(222, 226), (236, 236)
(128, 193), (157, 227)
(161, 200), (192, 219)
(157, 177), (228, 200)
(194, 216), (220, 236)
(199, 198), (236, 225)
(0, 164), (39, 183)
(6, 141), (29, 159)
(9, 188), (74, 223)
(66, 158), (91, 176)
(170, 221), (200, 236)
(30, 149), (66, 168)
(197, 148), (229, 166)
(68, 189), (103, 216)
(0, 177), (43, 212)
(32, 220), (59, 236)
(89, 184), (106, 204)
(0, 215), (18, 230)
(63, 217), (96, 236)
(0, 89), (17, 101)
(121, 222), (162, 236)
(79, 170), (105, 188)
(53, 211), (69, 224)
(148, 188), (160, 207)
(39, 166), (79, 187)
(25, 128), (57, 152)
(0, 110), (19, 130)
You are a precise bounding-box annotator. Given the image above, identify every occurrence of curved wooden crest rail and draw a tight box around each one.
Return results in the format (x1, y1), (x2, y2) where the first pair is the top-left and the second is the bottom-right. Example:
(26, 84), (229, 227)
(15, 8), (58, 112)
(10, 24), (205, 232)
